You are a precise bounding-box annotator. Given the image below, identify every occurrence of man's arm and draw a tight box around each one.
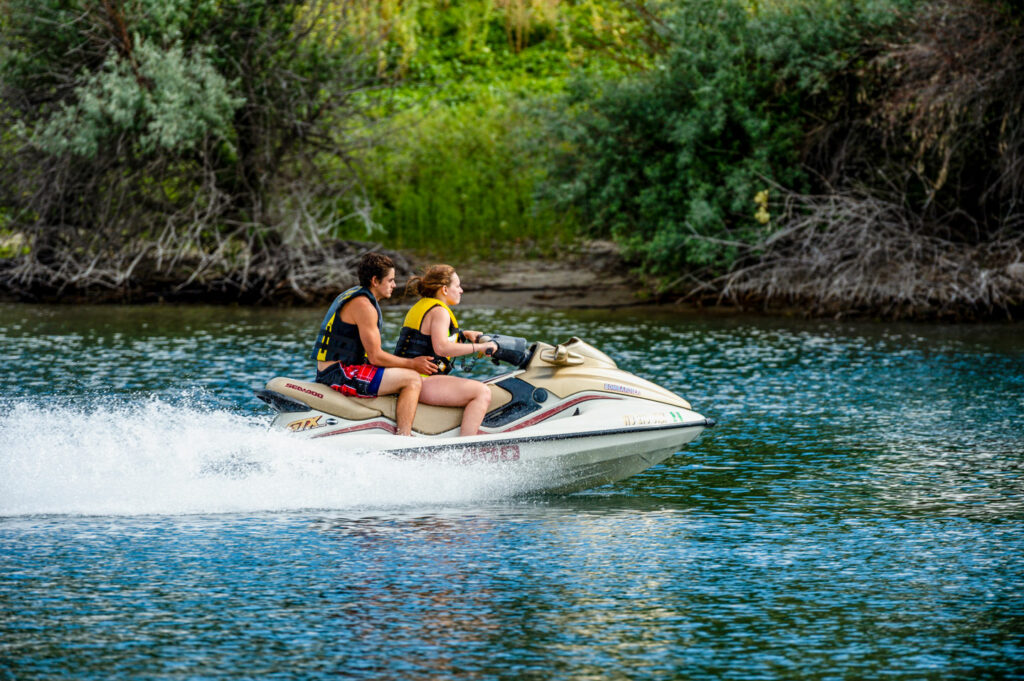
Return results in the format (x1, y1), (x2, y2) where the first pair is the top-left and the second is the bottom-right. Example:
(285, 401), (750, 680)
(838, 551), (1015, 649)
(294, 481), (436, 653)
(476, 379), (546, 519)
(349, 298), (438, 374)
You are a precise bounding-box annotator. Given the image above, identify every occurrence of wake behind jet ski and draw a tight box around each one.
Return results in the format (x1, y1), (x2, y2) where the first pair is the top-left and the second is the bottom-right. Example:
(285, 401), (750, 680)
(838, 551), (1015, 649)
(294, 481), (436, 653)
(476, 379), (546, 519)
(256, 335), (714, 494)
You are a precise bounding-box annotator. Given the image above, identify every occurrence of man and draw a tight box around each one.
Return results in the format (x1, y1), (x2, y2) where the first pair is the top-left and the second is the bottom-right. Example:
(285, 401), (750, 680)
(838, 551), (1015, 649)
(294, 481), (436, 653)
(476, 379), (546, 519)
(311, 252), (437, 436)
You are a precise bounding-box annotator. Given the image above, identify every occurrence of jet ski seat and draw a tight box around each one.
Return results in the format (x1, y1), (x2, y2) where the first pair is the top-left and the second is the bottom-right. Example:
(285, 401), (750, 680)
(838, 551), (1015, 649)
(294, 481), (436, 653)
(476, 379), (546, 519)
(262, 377), (511, 436)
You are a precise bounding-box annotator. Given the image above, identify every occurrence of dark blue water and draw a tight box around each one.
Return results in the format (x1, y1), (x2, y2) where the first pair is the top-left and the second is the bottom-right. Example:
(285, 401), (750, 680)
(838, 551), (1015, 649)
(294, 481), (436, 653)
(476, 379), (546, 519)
(1, 303), (1022, 679)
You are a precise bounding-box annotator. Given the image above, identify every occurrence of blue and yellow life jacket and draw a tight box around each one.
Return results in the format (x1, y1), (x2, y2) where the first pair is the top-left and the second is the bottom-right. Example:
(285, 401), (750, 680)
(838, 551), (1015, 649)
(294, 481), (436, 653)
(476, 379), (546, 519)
(309, 286), (383, 365)
(394, 297), (461, 374)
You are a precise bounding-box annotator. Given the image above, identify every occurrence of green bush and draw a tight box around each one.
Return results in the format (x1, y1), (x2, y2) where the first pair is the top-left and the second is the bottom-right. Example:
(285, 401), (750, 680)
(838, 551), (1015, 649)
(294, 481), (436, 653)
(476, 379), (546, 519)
(0, 0), (382, 255)
(544, 0), (912, 281)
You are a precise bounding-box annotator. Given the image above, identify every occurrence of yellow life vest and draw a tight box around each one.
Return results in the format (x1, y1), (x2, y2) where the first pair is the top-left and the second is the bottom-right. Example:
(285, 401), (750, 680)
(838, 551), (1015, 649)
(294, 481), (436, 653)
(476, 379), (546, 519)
(393, 297), (461, 374)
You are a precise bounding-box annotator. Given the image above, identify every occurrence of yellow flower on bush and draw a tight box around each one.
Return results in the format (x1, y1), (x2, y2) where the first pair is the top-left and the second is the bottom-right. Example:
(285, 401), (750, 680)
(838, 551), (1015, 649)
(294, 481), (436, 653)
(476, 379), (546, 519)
(754, 189), (770, 224)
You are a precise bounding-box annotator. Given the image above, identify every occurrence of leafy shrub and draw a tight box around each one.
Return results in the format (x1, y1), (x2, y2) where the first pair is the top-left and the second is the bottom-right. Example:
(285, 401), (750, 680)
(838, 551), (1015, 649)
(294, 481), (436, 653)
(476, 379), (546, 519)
(820, 0), (1024, 243)
(0, 0), (382, 272)
(544, 0), (912, 281)
(337, 0), (596, 259)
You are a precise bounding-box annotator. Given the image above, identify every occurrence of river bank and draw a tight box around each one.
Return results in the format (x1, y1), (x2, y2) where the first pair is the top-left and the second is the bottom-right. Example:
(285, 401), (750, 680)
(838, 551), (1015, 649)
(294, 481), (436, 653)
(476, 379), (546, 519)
(1, 237), (1021, 321)
(0, 239), (644, 309)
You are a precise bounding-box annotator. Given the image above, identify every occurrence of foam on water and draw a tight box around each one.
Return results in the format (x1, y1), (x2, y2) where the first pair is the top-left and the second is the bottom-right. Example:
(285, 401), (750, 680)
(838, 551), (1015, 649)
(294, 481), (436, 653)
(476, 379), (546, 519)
(0, 398), (540, 516)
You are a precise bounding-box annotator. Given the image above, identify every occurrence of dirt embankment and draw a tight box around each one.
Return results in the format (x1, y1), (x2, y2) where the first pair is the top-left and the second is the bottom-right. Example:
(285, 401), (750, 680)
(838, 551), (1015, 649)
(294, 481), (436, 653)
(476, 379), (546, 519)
(455, 241), (643, 309)
(0, 238), (646, 309)
(3, 236), (1022, 319)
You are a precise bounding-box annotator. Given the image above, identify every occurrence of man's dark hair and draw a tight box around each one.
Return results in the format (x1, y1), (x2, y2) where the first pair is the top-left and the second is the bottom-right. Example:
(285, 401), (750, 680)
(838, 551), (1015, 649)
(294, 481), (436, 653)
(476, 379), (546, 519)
(357, 252), (395, 288)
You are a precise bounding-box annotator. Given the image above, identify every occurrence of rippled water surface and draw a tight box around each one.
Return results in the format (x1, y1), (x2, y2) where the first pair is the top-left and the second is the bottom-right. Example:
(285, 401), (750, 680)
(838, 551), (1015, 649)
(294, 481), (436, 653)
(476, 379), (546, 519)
(1, 303), (1022, 679)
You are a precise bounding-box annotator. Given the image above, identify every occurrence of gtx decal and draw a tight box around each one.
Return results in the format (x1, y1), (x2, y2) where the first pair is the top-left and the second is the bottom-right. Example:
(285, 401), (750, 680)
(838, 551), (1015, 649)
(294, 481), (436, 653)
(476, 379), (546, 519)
(287, 415), (323, 432)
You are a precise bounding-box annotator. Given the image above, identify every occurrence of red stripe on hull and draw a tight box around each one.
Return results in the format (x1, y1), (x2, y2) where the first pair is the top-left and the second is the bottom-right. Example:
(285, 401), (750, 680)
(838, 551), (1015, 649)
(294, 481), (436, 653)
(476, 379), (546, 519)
(312, 420), (398, 438)
(505, 395), (620, 432)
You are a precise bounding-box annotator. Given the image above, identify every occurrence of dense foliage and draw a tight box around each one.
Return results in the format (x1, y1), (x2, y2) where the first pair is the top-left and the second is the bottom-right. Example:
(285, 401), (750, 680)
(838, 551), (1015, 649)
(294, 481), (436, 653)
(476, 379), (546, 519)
(0, 0), (383, 293)
(354, 100), (568, 258)
(544, 0), (912, 279)
(1, 0), (1021, 316)
(333, 0), (653, 258)
(542, 0), (1023, 316)
(820, 0), (1024, 242)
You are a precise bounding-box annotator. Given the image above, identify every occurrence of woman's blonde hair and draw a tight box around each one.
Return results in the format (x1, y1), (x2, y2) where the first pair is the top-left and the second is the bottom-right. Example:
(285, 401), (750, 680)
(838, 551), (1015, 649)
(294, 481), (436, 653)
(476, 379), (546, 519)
(406, 264), (455, 298)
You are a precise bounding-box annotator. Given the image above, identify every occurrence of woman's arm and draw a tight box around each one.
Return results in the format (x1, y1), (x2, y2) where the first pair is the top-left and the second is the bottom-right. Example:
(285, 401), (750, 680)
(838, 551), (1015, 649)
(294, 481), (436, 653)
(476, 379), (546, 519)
(425, 308), (495, 357)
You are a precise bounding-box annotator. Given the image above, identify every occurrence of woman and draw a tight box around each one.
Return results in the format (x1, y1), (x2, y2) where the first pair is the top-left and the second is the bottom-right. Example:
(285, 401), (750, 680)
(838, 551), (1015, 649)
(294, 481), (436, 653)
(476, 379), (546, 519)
(395, 265), (499, 436)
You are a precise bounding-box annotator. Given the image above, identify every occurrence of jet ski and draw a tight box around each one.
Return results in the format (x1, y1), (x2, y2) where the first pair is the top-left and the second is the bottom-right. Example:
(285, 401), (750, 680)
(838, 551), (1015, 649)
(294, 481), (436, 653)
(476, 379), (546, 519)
(256, 335), (714, 493)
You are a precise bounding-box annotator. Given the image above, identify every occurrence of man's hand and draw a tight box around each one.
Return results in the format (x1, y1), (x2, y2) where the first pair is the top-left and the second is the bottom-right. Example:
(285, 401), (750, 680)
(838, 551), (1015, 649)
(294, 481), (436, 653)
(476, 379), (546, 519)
(412, 356), (439, 375)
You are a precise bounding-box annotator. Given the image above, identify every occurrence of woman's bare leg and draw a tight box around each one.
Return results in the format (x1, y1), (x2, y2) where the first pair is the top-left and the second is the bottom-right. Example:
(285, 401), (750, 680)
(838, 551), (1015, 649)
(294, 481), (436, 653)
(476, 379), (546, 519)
(419, 375), (492, 436)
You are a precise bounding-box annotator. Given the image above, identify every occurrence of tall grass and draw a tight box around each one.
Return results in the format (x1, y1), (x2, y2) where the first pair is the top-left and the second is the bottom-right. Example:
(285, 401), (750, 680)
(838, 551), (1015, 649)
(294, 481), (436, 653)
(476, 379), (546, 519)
(324, 0), (647, 261)
(339, 94), (575, 260)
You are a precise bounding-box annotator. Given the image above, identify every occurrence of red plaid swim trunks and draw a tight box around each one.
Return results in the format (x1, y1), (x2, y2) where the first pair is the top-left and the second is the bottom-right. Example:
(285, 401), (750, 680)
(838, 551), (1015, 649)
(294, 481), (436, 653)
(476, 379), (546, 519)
(314, 362), (384, 398)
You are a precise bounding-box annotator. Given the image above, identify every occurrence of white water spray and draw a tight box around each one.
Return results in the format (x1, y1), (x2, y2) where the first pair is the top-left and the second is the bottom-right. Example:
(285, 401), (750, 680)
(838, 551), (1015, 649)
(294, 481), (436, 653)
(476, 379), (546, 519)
(0, 398), (540, 516)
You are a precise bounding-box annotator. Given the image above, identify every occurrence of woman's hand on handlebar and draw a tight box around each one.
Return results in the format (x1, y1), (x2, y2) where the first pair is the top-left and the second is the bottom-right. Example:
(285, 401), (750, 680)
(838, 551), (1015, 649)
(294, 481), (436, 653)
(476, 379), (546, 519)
(479, 341), (498, 357)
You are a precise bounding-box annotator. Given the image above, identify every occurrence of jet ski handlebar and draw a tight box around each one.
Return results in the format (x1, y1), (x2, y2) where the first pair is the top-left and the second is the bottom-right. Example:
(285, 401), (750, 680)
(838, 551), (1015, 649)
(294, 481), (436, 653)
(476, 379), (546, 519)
(476, 334), (531, 368)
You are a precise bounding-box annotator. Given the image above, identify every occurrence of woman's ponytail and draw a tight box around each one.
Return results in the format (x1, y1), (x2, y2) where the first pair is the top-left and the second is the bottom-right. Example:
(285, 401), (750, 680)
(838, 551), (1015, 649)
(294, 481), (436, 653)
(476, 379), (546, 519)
(407, 264), (454, 298)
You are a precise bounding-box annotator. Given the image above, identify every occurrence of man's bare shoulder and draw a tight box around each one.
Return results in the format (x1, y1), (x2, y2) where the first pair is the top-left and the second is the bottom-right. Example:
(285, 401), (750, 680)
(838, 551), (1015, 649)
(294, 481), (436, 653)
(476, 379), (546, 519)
(344, 295), (373, 309)
(340, 295), (376, 323)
